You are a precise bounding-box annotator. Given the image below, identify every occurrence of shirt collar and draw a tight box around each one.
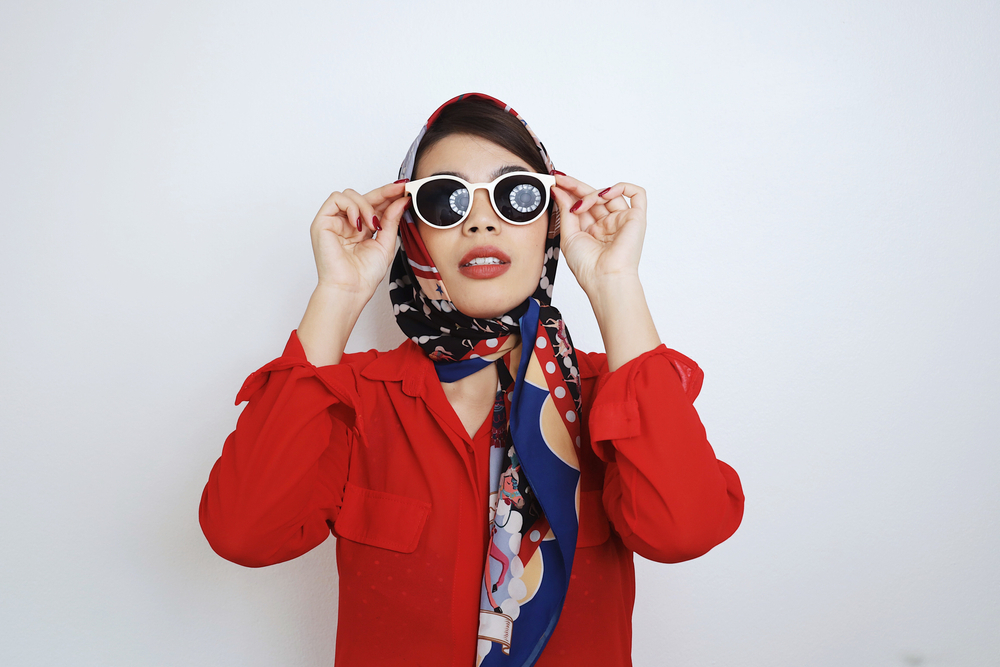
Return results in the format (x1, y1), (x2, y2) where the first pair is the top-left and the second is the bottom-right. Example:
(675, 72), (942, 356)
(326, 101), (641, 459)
(361, 336), (602, 389)
(360, 338), (435, 397)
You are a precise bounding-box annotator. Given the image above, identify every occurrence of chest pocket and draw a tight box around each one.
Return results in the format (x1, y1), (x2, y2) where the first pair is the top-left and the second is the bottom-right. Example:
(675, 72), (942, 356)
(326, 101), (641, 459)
(333, 480), (432, 553)
(576, 489), (612, 548)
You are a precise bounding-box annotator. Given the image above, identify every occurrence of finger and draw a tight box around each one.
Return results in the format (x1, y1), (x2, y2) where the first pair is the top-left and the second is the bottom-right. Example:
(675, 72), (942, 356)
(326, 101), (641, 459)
(369, 181), (410, 219)
(555, 174), (616, 222)
(595, 184), (630, 213)
(342, 188), (380, 233)
(363, 180), (409, 209)
(315, 190), (351, 220)
(565, 186), (613, 224)
(555, 184), (601, 235)
(574, 181), (644, 218)
(320, 192), (362, 237)
(550, 185), (581, 237)
(372, 193), (410, 256)
(553, 173), (597, 198)
(617, 182), (647, 213)
(584, 196), (615, 220)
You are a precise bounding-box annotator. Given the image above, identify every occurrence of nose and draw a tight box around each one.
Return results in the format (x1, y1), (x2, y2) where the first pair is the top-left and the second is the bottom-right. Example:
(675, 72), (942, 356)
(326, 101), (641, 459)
(461, 187), (501, 234)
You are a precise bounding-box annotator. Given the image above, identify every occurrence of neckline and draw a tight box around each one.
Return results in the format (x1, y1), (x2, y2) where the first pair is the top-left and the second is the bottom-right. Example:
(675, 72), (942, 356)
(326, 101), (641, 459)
(472, 411), (493, 442)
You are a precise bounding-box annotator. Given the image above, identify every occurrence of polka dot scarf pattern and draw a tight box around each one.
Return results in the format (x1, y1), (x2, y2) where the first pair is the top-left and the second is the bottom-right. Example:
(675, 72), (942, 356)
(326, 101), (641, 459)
(388, 93), (583, 667)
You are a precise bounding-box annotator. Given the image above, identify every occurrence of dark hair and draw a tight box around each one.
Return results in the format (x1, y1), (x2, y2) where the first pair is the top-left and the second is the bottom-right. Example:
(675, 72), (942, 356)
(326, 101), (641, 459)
(412, 98), (549, 177)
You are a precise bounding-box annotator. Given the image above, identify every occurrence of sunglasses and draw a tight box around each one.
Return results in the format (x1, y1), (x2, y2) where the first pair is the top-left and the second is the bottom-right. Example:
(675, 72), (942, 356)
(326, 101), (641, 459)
(404, 171), (556, 229)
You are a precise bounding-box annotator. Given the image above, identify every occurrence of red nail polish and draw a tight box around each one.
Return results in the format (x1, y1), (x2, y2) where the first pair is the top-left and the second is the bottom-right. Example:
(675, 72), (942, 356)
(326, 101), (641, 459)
(598, 187), (611, 197)
(569, 200), (582, 213)
(550, 170), (566, 176)
(356, 217), (363, 232)
(373, 215), (381, 231)
(394, 178), (409, 184)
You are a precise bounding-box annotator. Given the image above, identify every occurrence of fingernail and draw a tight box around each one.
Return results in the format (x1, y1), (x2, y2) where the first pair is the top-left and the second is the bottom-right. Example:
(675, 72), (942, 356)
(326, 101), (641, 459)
(373, 215), (381, 231)
(356, 217), (363, 232)
(569, 199), (582, 213)
(551, 170), (566, 176)
(598, 187), (611, 198)
(394, 178), (409, 184)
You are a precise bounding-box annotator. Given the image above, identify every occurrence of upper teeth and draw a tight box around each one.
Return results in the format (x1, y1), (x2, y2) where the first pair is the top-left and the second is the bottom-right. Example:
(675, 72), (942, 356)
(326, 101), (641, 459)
(466, 257), (502, 266)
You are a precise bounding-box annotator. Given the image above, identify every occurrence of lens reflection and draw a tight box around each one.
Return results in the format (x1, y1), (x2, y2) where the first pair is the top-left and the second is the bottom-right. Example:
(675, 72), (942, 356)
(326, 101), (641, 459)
(495, 174), (545, 223)
(416, 178), (468, 227)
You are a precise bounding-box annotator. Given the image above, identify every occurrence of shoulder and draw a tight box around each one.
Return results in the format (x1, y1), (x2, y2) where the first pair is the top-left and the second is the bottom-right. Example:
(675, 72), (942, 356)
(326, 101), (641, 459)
(574, 348), (608, 380)
(284, 330), (417, 380)
(344, 337), (426, 384)
(339, 342), (403, 371)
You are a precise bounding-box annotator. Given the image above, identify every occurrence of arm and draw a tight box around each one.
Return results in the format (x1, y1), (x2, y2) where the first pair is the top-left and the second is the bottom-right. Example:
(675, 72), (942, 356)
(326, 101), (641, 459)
(552, 175), (743, 561)
(588, 346), (744, 563)
(199, 328), (371, 567)
(587, 273), (660, 371)
(199, 181), (411, 565)
(550, 176), (660, 372)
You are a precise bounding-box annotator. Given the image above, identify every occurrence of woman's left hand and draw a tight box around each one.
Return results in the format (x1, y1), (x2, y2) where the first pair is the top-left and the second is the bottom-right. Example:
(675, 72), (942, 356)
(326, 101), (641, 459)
(550, 174), (648, 295)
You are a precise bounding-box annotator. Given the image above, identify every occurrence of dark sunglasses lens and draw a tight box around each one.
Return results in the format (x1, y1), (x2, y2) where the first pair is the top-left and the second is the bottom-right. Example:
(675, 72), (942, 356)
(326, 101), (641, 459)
(494, 174), (546, 223)
(415, 179), (469, 227)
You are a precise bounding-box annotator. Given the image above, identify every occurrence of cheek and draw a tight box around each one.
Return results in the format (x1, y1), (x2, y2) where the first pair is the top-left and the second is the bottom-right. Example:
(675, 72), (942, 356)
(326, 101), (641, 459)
(532, 221), (550, 268)
(418, 227), (452, 270)
(522, 226), (550, 288)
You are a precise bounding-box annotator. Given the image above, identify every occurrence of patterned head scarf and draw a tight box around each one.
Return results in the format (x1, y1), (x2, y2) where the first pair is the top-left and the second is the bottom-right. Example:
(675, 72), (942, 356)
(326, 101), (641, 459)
(389, 93), (583, 666)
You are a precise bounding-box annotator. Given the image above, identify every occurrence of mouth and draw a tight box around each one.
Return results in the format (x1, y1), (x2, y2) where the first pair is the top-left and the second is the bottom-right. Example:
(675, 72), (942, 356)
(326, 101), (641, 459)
(461, 256), (506, 267)
(458, 246), (512, 280)
(459, 245), (512, 267)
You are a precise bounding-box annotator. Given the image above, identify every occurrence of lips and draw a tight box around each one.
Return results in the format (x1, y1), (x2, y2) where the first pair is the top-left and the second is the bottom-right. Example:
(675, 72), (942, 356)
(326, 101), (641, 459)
(459, 245), (511, 267)
(458, 245), (512, 280)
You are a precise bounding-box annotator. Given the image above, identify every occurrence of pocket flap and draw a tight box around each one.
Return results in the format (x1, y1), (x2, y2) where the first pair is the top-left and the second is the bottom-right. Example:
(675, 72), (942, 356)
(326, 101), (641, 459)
(334, 481), (432, 553)
(577, 489), (611, 548)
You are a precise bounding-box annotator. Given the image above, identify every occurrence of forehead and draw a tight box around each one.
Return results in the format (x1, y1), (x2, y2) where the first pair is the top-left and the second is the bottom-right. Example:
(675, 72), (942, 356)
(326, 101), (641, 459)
(413, 133), (532, 181)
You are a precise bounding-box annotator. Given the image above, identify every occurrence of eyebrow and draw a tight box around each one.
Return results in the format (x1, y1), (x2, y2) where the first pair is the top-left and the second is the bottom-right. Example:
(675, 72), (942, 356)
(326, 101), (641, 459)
(429, 164), (532, 181)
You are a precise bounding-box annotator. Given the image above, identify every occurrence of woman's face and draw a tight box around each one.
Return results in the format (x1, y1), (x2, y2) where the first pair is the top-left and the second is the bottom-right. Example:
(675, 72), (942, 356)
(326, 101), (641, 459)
(412, 133), (549, 320)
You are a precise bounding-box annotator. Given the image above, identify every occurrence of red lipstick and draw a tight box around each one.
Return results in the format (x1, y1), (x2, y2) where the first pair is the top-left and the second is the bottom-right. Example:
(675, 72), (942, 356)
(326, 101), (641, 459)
(458, 245), (512, 280)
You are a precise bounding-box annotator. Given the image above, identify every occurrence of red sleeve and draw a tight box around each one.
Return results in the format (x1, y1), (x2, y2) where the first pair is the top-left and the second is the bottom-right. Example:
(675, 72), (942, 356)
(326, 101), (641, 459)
(198, 330), (372, 568)
(586, 344), (744, 563)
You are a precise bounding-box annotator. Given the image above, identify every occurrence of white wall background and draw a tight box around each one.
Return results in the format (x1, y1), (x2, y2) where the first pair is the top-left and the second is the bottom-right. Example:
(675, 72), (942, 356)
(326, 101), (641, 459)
(2, 1), (997, 665)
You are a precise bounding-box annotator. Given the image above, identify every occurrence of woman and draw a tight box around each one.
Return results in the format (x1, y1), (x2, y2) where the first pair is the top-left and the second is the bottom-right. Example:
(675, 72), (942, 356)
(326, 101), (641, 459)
(200, 93), (744, 667)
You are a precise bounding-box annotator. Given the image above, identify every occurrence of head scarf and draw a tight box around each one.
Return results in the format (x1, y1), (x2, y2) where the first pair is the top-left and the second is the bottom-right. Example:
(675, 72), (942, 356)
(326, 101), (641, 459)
(389, 93), (582, 667)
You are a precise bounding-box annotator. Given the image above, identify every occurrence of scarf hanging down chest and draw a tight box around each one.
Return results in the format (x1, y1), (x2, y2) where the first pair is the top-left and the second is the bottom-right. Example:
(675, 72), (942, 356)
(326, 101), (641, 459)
(388, 93), (585, 666)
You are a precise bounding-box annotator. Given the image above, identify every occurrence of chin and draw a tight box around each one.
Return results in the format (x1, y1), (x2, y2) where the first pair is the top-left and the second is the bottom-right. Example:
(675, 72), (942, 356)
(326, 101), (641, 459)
(454, 302), (513, 320)
(446, 275), (534, 320)
(451, 293), (523, 320)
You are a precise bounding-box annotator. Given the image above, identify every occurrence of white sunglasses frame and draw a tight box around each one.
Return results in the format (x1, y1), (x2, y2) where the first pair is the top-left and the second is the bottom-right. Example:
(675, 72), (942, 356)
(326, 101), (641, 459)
(404, 171), (557, 230)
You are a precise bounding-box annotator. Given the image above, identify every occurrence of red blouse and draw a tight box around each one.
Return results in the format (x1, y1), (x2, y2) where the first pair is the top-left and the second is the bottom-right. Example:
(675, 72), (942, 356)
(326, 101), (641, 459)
(199, 330), (744, 666)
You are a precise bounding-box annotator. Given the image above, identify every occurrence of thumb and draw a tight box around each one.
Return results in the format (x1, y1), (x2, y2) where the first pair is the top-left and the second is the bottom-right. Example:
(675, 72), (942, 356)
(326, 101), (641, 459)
(374, 195), (409, 257)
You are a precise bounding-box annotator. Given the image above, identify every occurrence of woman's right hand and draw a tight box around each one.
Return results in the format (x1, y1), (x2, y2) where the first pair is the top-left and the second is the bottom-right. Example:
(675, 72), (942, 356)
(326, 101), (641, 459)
(309, 180), (411, 299)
